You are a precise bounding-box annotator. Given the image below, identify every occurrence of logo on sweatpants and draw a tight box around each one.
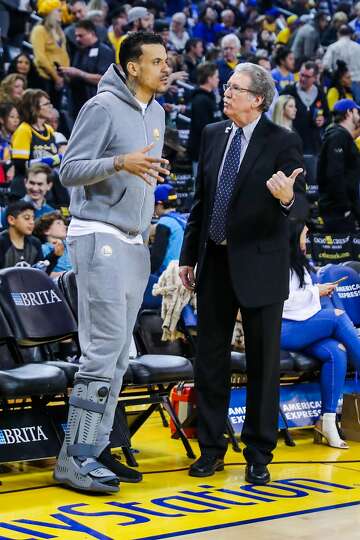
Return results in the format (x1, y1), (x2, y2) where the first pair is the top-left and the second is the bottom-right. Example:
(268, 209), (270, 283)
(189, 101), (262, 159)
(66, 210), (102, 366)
(101, 245), (113, 256)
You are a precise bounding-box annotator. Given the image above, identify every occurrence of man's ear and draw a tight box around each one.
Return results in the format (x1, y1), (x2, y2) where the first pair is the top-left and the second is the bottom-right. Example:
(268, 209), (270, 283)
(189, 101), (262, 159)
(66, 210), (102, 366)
(127, 61), (138, 78)
(7, 215), (15, 227)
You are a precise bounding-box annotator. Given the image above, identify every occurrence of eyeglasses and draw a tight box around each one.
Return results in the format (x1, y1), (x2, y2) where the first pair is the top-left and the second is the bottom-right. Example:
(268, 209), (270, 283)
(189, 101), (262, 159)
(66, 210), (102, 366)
(39, 101), (53, 108)
(223, 83), (257, 95)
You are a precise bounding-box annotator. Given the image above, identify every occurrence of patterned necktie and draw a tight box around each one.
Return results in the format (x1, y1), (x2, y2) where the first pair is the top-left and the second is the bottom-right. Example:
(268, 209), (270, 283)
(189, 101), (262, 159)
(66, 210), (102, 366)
(209, 127), (243, 244)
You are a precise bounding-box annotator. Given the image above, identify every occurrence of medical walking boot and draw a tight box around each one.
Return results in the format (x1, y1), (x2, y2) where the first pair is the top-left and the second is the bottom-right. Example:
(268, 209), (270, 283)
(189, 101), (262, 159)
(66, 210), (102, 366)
(54, 377), (120, 493)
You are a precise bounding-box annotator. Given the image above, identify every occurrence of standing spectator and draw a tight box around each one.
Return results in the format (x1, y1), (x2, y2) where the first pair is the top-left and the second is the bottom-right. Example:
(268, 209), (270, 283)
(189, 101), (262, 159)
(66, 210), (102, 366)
(23, 164), (55, 219)
(65, 0), (108, 60)
(169, 12), (189, 52)
(276, 15), (298, 46)
(59, 20), (115, 119)
(271, 47), (295, 92)
(217, 34), (240, 97)
(30, 0), (70, 109)
(349, 1), (360, 43)
(318, 99), (360, 233)
(326, 60), (354, 111)
(272, 94), (297, 131)
(291, 12), (329, 66)
(322, 25), (360, 104)
(321, 11), (348, 47)
(11, 89), (59, 181)
(0, 74), (26, 106)
(184, 38), (204, 84)
(188, 62), (221, 177)
(6, 53), (42, 90)
(107, 7), (128, 64)
(125, 6), (152, 33)
(282, 61), (330, 155)
(193, 7), (221, 46)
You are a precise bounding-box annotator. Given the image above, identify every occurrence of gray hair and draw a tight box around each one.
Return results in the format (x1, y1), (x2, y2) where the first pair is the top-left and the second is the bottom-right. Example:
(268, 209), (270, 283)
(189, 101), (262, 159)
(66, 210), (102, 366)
(221, 33), (240, 50)
(234, 62), (275, 112)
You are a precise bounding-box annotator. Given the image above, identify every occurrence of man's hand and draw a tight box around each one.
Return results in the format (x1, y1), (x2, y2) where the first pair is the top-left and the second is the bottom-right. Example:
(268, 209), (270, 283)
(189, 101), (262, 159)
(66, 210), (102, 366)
(179, 266), (196, 291)
(266, 168), (303, 205)
(114, 143), (170, 185)
(317, 282), (337, 297)
(59, 66), (83, 79)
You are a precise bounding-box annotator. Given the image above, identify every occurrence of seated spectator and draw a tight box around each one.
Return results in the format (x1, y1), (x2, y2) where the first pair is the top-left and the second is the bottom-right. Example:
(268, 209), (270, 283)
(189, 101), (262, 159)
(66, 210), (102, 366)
(184, 38), (204, 84)
(151, 185), (186, 276)
(107, 7), (128, 64)
(317, 99), (360, 233)
(23, 164), (55, 219)
(11, 89), (59, 182)
(6, 53), (42, 90)
(169, 12), (190, 52)
(33, 210), (71, 276)
(282, 61), (330, 156)
(218, 9), (237, 37)
(272, 94), (297, 131)
(0, 74), (26, 107)
(281, 222), (360, 449)
(326, 60), (354, 111)
(47, 107), (68, 153)
(59, 19), (115, 119)
(0, 103), (20, 183)
(0, 200), (43, 269)
(271, 47), (295, 93)
(188, 62), (221, 177)
(125, 6), (152, 33)
(30, 0), (70, 110)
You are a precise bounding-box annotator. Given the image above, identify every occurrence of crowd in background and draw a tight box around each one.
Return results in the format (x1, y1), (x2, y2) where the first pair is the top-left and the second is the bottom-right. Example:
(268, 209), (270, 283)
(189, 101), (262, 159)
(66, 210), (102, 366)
(0, 0), (359, 275)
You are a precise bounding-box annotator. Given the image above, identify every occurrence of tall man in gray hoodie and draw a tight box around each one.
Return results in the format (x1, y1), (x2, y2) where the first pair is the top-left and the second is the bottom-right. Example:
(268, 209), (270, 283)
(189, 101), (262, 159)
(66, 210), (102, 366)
(54, 32), (170, 493)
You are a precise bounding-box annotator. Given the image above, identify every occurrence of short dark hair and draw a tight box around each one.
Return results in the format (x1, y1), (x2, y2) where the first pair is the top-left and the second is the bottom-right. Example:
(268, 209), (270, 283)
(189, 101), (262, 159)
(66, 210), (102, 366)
(26, 163), (52, 182)
(301, 61), (319, 76)
(119, 32), (164, 77)
(196, 62), (218, 85)
(333, 109), (349, 123)
(274, 46), (292, 67)
(6, 200), (35, 222)
(338, 24), (352, 37)
(75, 19), (97, 34)
(185, 37), (202, 53)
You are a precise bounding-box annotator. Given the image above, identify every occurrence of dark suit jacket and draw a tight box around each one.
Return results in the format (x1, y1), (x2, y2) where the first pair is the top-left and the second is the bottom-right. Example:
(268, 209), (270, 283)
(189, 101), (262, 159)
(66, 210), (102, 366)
(179, 114), (308, 308)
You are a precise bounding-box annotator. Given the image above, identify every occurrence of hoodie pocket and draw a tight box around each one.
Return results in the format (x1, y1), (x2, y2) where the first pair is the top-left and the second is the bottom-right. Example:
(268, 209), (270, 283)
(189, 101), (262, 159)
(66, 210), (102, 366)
(109, 187), (127, 207)
(107, 183), (148, 232)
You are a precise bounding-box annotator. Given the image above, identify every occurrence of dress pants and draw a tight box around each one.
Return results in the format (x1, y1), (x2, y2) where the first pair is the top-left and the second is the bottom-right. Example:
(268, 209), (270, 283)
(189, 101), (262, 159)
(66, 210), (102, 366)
(196, 240), (283, 465)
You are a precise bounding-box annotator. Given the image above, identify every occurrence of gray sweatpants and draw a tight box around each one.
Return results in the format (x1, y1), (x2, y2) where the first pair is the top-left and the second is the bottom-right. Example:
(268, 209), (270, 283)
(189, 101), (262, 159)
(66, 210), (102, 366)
(67, 232), (150, 454)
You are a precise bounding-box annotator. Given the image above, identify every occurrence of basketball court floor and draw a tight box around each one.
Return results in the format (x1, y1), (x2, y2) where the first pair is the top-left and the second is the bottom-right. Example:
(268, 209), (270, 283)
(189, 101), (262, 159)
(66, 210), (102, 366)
(1, 414), (359, 540)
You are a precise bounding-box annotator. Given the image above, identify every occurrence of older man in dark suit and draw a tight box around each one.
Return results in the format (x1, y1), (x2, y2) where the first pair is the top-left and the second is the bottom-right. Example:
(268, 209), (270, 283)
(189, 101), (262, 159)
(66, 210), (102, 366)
(179, 62), (307, 484)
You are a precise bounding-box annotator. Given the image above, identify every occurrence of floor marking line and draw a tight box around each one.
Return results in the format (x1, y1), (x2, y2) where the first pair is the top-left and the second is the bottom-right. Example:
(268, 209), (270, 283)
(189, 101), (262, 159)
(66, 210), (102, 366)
(133, 500), (360, 540)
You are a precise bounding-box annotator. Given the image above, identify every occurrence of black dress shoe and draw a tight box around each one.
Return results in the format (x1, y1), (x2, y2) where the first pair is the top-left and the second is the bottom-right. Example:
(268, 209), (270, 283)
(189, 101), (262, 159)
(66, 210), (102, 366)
(99, 446), (142, 483)
(245, 463), (270, 485)
(189, 455), (225, 477)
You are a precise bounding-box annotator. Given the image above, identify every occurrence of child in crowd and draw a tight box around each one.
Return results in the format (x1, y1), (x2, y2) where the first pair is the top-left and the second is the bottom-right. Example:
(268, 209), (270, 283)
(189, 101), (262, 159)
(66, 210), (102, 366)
(0, 200), (44, 268)
(34, 211), (71, 277)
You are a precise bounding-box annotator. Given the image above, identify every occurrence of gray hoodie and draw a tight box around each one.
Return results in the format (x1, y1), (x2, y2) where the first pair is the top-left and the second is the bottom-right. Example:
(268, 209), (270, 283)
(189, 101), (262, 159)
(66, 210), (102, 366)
(60, 64), (165, 236)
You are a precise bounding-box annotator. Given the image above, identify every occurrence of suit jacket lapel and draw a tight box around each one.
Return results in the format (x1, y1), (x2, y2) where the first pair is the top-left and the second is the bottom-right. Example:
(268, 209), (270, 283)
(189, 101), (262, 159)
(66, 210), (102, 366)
(208, 120), (232, 204)
(231, 114), (270, 201)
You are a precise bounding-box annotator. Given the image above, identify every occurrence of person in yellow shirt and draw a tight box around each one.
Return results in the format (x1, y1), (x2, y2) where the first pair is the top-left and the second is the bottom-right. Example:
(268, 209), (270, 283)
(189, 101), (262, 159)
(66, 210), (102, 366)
(107, 8), (127, 64)
(276, 15), (298, 45)
(326, 60), (354, 111)
(30, 0), (70, 108)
